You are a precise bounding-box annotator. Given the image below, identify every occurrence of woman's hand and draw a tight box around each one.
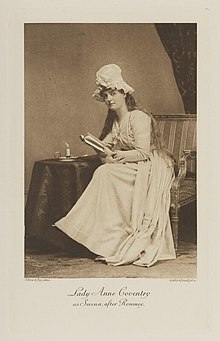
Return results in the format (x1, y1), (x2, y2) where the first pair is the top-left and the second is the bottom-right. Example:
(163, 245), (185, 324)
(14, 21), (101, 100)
(101, 149), (126, 164)
(103, 150), (126, 164)
(112, 150), (126, 164)
(102, 155), (117, 164)
(100, 147), (116, 164)
(103, 147), (114, 157)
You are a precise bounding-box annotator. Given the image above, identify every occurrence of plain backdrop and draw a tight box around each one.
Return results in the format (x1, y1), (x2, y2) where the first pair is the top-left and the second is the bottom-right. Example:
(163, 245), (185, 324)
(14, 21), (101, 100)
(24, 23), (185, 194)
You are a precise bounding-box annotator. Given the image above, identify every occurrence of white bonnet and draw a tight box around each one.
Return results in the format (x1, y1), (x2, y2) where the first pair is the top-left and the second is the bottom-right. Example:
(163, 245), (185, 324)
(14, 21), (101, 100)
(92, 64), (134, 102)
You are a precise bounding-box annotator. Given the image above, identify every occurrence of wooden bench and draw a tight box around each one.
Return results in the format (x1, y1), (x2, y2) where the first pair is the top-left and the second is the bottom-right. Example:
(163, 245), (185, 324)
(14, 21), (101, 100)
(154, 114), (197, 251)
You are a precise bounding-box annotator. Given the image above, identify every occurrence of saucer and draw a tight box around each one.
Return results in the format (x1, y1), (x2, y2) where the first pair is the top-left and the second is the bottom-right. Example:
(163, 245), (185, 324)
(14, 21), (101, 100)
(59, 158), (74, 162)
(58, 157), (77, 161)
(58, 155), (89, 161)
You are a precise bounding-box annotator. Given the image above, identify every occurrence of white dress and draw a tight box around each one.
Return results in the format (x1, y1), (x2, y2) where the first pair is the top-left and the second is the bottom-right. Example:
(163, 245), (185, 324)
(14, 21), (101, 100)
(55, 110), (176, 267)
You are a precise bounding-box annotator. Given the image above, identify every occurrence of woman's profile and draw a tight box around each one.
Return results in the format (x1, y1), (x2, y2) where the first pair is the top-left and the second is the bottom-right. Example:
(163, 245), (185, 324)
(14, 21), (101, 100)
(54, 64), (176, 267)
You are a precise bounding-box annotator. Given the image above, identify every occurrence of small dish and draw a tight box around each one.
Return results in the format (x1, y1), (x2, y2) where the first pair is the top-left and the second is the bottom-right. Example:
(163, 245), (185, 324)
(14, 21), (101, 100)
(58, 155), (89, 161)
(58, 157), (76, 161)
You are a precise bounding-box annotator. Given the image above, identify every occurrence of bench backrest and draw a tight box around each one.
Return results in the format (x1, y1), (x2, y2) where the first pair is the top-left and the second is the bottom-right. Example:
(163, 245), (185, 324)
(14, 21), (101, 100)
(154, 114), (197, 172)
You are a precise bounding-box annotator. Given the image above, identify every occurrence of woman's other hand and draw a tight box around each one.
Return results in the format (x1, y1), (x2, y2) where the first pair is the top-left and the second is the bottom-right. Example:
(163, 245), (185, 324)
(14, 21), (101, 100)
(103, 147), (113, 157)
(102, 155), (117, 164)
(103, 150), (126, 163)
(98, 146), (113, 158)
(112, 150), (126, 164)
(101, 149), (126, 164)
(100, 147), (116, 163)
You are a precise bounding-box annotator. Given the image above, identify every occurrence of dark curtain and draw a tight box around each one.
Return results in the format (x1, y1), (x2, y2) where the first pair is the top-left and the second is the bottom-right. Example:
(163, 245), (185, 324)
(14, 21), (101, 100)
(155, 23), (197, 114)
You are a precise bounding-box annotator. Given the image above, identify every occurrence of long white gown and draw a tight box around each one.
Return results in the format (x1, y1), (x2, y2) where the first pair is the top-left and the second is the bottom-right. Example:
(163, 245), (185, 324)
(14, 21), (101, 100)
(55, 110), (176, 267)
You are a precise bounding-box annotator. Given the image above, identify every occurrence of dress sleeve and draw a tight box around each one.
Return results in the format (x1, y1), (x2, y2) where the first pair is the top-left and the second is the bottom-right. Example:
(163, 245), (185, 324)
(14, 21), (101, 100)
(117, 111), (151, 162)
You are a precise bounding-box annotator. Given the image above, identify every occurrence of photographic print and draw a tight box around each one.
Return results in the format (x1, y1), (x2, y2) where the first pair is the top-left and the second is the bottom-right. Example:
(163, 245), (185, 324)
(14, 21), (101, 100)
(24, 23), (197, 279)
(3, 0), (220, 340)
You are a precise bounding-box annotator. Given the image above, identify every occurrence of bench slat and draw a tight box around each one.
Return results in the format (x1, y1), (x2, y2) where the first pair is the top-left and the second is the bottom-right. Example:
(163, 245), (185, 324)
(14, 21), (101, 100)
(154, 114), (196, 172)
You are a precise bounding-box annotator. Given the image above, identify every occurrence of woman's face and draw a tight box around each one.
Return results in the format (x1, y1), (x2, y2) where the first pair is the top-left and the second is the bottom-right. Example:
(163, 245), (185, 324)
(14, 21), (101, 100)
(102, 89), (126, 111)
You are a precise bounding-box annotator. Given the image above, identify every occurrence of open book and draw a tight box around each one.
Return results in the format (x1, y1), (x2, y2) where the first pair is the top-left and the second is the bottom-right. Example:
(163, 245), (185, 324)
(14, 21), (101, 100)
(80, 133), (106, 153)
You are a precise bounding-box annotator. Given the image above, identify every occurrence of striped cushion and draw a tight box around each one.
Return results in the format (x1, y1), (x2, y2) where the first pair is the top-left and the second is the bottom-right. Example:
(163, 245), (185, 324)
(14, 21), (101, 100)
(154, 114), (197, 173)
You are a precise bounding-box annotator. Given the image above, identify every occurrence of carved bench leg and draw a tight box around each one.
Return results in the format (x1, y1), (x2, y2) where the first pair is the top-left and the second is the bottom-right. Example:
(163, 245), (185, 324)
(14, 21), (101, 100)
(170, 205), (179, 252)
(170, 186), (180, 253)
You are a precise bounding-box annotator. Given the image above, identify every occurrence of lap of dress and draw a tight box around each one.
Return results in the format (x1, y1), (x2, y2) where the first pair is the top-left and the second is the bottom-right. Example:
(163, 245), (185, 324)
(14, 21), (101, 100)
(55, 151), (176, 267)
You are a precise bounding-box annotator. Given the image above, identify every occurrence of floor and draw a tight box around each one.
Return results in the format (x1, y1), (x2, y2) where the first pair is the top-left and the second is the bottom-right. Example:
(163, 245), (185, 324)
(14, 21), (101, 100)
(25, 202), (197, 279)
(25, 240), (197, 279)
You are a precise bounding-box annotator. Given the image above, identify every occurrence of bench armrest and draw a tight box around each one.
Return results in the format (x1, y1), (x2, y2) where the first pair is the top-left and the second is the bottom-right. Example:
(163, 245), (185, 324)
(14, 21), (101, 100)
(172, 149), (197, 190)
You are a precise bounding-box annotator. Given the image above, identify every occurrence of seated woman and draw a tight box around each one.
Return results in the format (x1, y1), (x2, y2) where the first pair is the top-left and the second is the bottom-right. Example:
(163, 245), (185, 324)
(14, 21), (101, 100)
(54, 64), (176, 267)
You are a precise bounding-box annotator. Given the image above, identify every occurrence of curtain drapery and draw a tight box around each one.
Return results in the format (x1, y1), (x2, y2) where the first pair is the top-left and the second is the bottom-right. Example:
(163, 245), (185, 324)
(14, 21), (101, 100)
(155, 23), (197, 114)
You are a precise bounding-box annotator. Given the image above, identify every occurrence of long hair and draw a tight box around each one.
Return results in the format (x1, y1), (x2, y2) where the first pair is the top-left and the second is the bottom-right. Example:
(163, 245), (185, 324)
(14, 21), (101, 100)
(99, 91), (171, 159)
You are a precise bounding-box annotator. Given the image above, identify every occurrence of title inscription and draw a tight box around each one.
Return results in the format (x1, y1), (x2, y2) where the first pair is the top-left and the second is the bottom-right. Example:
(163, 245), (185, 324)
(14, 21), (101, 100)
(67, 286), (151, 308)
